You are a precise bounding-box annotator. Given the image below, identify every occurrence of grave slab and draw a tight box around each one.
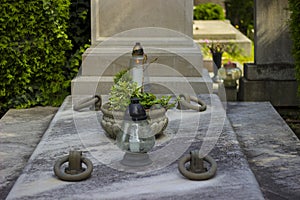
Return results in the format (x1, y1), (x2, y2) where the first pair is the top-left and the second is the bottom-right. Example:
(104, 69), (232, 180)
(6, 95), (264, 200)
(227, 102), (300, 199)
(0, 107), (58, 199)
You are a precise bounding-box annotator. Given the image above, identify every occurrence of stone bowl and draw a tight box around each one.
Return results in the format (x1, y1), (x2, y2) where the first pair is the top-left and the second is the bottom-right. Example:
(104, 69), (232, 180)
(100, 103), (168, 139)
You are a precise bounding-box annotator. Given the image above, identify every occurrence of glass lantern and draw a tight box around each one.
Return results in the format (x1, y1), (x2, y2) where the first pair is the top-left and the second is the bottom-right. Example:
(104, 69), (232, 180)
(116, 98), (155, 167)
(218, 62), (242, 87)
(129, 42), (147, 88)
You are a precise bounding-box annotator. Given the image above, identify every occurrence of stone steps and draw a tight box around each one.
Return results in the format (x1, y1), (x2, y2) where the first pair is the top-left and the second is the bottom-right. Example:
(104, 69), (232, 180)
(72, 70), (213, 95)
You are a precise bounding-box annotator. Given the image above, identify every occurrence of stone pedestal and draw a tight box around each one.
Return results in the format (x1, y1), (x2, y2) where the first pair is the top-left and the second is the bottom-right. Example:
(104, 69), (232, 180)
(238, 0), (298, 106)
(71, 0), (212, 96)
(218, 83), (238, 101)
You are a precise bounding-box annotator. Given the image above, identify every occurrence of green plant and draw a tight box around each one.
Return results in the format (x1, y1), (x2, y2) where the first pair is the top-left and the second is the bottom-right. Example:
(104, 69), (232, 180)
(194, 3), (225, 20)
(108, 69), (176, 111)
(0, 0), (92, 117)
(201, 41), (254, 65)
(289, 0), (300, 95)
(203, 40), (242, 55)
(0, 0), (72, 116)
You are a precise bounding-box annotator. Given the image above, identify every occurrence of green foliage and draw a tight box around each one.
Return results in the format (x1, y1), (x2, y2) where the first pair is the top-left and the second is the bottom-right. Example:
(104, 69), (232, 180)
(133, 93), (176, 110)
(0, 0), (91, 117)
(0, 0), (72, 115)
(288, 0), (300, 95)
(109, 78), (139, 111)
(68, 0), (90, 51)
(65, 0), (90, 74)
(108, 71), (176, 111)
(194, 3), (225, 20)
(201, 41), (254, 65)
(113, 68), (131, 84)
(225, 0), (254, 40)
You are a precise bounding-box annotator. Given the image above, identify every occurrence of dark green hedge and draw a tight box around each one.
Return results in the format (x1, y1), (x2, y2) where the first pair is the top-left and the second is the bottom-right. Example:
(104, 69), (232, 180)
(64, 0), (91, 88)
(225, 0), (254, 40)
(0, 0), (91, 117)
(194, 3), (225, 20)
(289, 0), (300, 95)
(0, 0), (72, 114)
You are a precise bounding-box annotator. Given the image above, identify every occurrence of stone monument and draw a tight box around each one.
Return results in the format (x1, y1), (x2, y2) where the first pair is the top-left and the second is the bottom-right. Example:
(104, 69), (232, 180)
(72, 0), (212, 96)
(239, 0), (298, 106)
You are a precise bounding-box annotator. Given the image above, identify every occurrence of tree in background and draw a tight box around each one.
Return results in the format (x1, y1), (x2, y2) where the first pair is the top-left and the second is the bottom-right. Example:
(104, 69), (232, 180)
(64, 0), (91, 83)
(194, 3), (225, 20)
(289, 0), (300, 95)
(225, 0), (254, 40)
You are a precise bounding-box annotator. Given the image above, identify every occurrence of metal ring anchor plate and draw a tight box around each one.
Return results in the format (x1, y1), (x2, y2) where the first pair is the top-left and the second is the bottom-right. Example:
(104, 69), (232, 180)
(178, 151), (217, 181)
(177, 94), (207, 112)
(54, 151), (93, 181)
(73, 95), (102, 111)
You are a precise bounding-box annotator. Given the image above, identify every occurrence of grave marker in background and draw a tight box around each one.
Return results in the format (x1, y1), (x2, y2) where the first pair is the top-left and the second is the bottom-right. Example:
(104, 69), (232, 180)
(239, 0), (298, 106)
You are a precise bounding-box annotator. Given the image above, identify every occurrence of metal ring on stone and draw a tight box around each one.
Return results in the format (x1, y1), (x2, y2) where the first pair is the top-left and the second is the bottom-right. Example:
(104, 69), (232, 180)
(178, 94), (207, 111)
(178, 154), (217, 181)
(53, 155), (93, 181)
(73, 95), (102, 111)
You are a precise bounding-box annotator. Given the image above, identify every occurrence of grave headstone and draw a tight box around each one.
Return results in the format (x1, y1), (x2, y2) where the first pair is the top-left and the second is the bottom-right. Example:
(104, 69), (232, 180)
(72, 0), (213, 96)
(239, 0), (298, 106)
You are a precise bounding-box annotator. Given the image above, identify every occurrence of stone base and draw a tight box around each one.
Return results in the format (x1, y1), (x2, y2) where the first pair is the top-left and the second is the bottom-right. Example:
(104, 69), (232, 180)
(71, 69), (213, 95)
(238, 63), (300, 106)
(244, 63), (296, 80)
(72, 35), (213, 95)
(218, 83), (238, 101)
(238, 77), (299, 106)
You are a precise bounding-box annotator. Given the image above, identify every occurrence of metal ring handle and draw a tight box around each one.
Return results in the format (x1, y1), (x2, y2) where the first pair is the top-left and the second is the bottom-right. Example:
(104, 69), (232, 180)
(178, 154), (217, 180)
(73, 95), (102, 111)
(54, 155), (93, 181)
(178, 94), (207, 112)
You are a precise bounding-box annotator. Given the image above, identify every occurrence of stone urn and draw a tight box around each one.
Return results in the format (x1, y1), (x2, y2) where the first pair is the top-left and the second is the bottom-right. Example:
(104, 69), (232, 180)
(100, 103), (168, 139)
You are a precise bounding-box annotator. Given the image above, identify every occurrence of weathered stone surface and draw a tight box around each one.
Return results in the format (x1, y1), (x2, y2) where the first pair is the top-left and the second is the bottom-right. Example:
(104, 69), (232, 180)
(227, 102), (300, 200)
(239, 0), (296, 107)
(74, 0), (212, 96)
(244, 63), (296, 81)
(238, 77), (300, 106)
(0, 107), (58, 199)
(255, 0), (294, 64)
(91, 0), (193, 44)
(6, 95), (264, 199)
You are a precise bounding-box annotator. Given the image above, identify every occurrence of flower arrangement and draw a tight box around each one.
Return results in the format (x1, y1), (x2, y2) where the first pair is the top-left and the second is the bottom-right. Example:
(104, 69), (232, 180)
(204, 39), (225, 54)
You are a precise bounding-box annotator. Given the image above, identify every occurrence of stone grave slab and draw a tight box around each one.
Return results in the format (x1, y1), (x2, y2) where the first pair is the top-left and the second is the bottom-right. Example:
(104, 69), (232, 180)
(0, 107), (58, 199)
(227, 102), (300, 199)
(6, 94), (263, 199)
